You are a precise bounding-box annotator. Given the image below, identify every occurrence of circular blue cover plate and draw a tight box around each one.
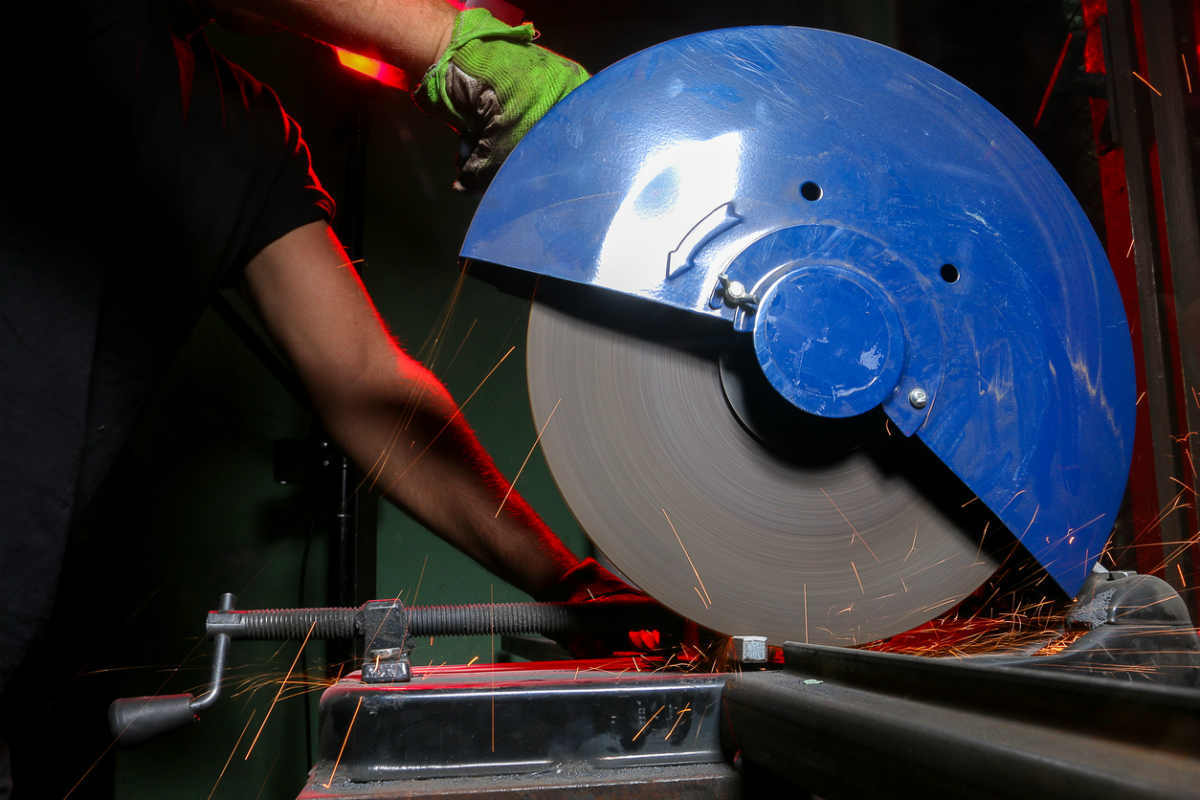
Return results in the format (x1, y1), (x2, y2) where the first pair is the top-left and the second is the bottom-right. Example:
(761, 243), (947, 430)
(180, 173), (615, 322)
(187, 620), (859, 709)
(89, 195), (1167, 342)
(754, 266), (905, 417)
(462, 27), (1136, 597)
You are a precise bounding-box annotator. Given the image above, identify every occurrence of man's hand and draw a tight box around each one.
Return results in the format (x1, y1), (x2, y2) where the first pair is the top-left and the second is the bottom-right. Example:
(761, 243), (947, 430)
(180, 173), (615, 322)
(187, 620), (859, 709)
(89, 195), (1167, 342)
(416, 8), (588, 191)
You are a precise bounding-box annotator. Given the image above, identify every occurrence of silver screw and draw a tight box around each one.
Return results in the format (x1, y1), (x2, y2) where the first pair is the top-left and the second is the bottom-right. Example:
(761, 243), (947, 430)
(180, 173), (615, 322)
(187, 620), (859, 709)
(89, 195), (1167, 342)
(717, 274), (757, 310)
(908, 387), (929, 409)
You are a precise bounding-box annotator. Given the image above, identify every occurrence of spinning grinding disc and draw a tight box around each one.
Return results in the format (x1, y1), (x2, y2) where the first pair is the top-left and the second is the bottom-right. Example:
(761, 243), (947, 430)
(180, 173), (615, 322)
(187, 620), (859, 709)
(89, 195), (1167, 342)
(527, 291), (999, 645)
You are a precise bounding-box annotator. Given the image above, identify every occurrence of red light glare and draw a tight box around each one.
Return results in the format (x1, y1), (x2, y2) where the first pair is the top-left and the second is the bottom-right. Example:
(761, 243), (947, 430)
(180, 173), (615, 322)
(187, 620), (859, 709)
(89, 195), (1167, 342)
(334, 48), (409, 90)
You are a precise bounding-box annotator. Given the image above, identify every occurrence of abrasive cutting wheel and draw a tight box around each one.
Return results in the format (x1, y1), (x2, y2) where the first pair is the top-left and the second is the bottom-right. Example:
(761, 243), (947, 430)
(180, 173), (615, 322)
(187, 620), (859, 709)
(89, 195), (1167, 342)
(464, 26), (1136, 645)
(527, 291), (1001, 645)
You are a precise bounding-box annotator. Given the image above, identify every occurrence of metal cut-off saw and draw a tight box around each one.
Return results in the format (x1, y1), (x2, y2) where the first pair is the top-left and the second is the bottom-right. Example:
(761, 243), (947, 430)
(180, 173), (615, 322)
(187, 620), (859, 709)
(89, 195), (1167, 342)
(112, 25), (1200, 798)
(462, 24), (1135, 646)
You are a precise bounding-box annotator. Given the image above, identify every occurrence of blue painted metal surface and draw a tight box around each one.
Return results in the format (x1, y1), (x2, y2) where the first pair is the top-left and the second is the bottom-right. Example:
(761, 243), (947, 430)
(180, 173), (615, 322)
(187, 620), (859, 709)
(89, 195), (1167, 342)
(461, 27), (1136, 596)
(753, 264), (906, 418)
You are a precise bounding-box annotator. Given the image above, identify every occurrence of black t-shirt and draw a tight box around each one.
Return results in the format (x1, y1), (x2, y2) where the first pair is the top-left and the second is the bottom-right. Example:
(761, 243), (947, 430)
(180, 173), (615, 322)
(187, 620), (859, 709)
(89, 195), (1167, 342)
(0, 1), (334, 686)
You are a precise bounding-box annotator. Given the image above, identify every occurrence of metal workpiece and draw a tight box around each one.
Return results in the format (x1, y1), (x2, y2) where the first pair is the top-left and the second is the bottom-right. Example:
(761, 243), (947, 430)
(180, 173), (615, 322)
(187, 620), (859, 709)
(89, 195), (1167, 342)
(725, 635), (768, 666)
(299, 762), (742, 799)
(723, 643), (1200, 799)
(315, 664), (728, 783)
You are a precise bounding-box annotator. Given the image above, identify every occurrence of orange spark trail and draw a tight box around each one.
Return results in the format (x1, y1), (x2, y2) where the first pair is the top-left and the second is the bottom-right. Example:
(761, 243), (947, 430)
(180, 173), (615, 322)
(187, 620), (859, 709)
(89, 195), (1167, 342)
(631, 705), (666, 743)
(820, 488), (879, 562)
(1169, 476), (1196, 496)
(390, 346), (517, 488)
(1130, 491), (1188, 543)
(64, 634), (211, 798)
(1132, 70), (1163, 95)
(975, 521), (990, 560)
(850, 561), (865, 595)
(1033, 32), (1073, 127)
(906, 525), (918, 562)
(495, 397), (562, 517)
(1178, 563), (1188, 587)
(245, 620), (318, 760)
(692, 585), (710, 609)
(664, 705), (692, 740)
(322, 697), (364, 788)
(803, 583), (809, 643)
(208, 709), (258, 799)
(412, 554), (430, 605)
(1067, 513), (1107, 536)
(1184, 53), (1194, 93)
(415, 262), (470, 365)
(662, 508), (712, 606)
(1127, 238), (1136, 259)
(446, 318), (479, 370)
(1020, 504), (1040, 538)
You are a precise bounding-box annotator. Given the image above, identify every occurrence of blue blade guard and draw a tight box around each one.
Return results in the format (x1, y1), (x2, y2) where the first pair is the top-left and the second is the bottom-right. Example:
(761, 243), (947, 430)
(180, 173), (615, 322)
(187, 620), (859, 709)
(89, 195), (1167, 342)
(461, 27), (1136, 597)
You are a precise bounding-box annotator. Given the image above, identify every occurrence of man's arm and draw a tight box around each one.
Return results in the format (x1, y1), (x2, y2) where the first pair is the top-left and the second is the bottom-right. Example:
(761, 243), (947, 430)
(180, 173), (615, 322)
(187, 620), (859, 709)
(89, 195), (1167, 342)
(204, 0), (588, 191)
(245, 220), (581, 598)
(204, 0), (456, 78)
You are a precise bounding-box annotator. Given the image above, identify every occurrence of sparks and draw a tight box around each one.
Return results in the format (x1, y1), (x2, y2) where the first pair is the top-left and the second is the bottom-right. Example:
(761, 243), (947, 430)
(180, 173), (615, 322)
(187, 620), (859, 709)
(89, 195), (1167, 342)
(389, 345), (518, 489)
(820, 487), (880, 562)
(803, 583), (809, 643)
(1184, 52), (1194, 93)
(495, 397), (562, 517)
(245, 619), (318, 760)
(850, 560), (865, 595)
(406, 556), (428, 607)
(631, 705), (666, 743)
(322, 697), (364, 788)
(208, 710), (258, 800)
(1132, 70), (1164, 96)
(662, 508), (712, 606)
(446, 318), (479, 370)
(1033, 31), (1073, 127)
(975, 520), (991, 561)
(664, 705), (692, 741)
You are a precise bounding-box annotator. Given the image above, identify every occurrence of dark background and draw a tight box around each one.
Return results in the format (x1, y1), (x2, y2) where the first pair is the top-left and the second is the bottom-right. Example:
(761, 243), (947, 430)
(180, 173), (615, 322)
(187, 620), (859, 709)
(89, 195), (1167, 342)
(41, 2), (1099, 797)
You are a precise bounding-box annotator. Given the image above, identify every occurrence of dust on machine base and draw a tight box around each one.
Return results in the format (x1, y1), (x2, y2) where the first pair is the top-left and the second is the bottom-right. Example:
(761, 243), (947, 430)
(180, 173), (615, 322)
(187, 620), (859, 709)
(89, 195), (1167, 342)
(110, 26), (1200, 798)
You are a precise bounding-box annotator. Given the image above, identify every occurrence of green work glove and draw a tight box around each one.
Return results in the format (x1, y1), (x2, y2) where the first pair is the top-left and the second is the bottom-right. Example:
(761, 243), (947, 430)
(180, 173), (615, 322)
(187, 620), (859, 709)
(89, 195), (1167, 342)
(416, 8), (589, 192)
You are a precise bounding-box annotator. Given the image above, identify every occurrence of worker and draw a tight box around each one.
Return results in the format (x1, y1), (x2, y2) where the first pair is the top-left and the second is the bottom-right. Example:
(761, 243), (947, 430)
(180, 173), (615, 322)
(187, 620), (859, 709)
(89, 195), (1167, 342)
(0, 0), (633, 796)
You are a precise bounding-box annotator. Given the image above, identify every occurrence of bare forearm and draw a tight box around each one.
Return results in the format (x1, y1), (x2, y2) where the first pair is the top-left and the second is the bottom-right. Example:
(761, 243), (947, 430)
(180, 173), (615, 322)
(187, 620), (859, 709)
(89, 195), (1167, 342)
(209, 0), (456, 75)
(316, 356), (579, 599)
(246, 223), (579, 599)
